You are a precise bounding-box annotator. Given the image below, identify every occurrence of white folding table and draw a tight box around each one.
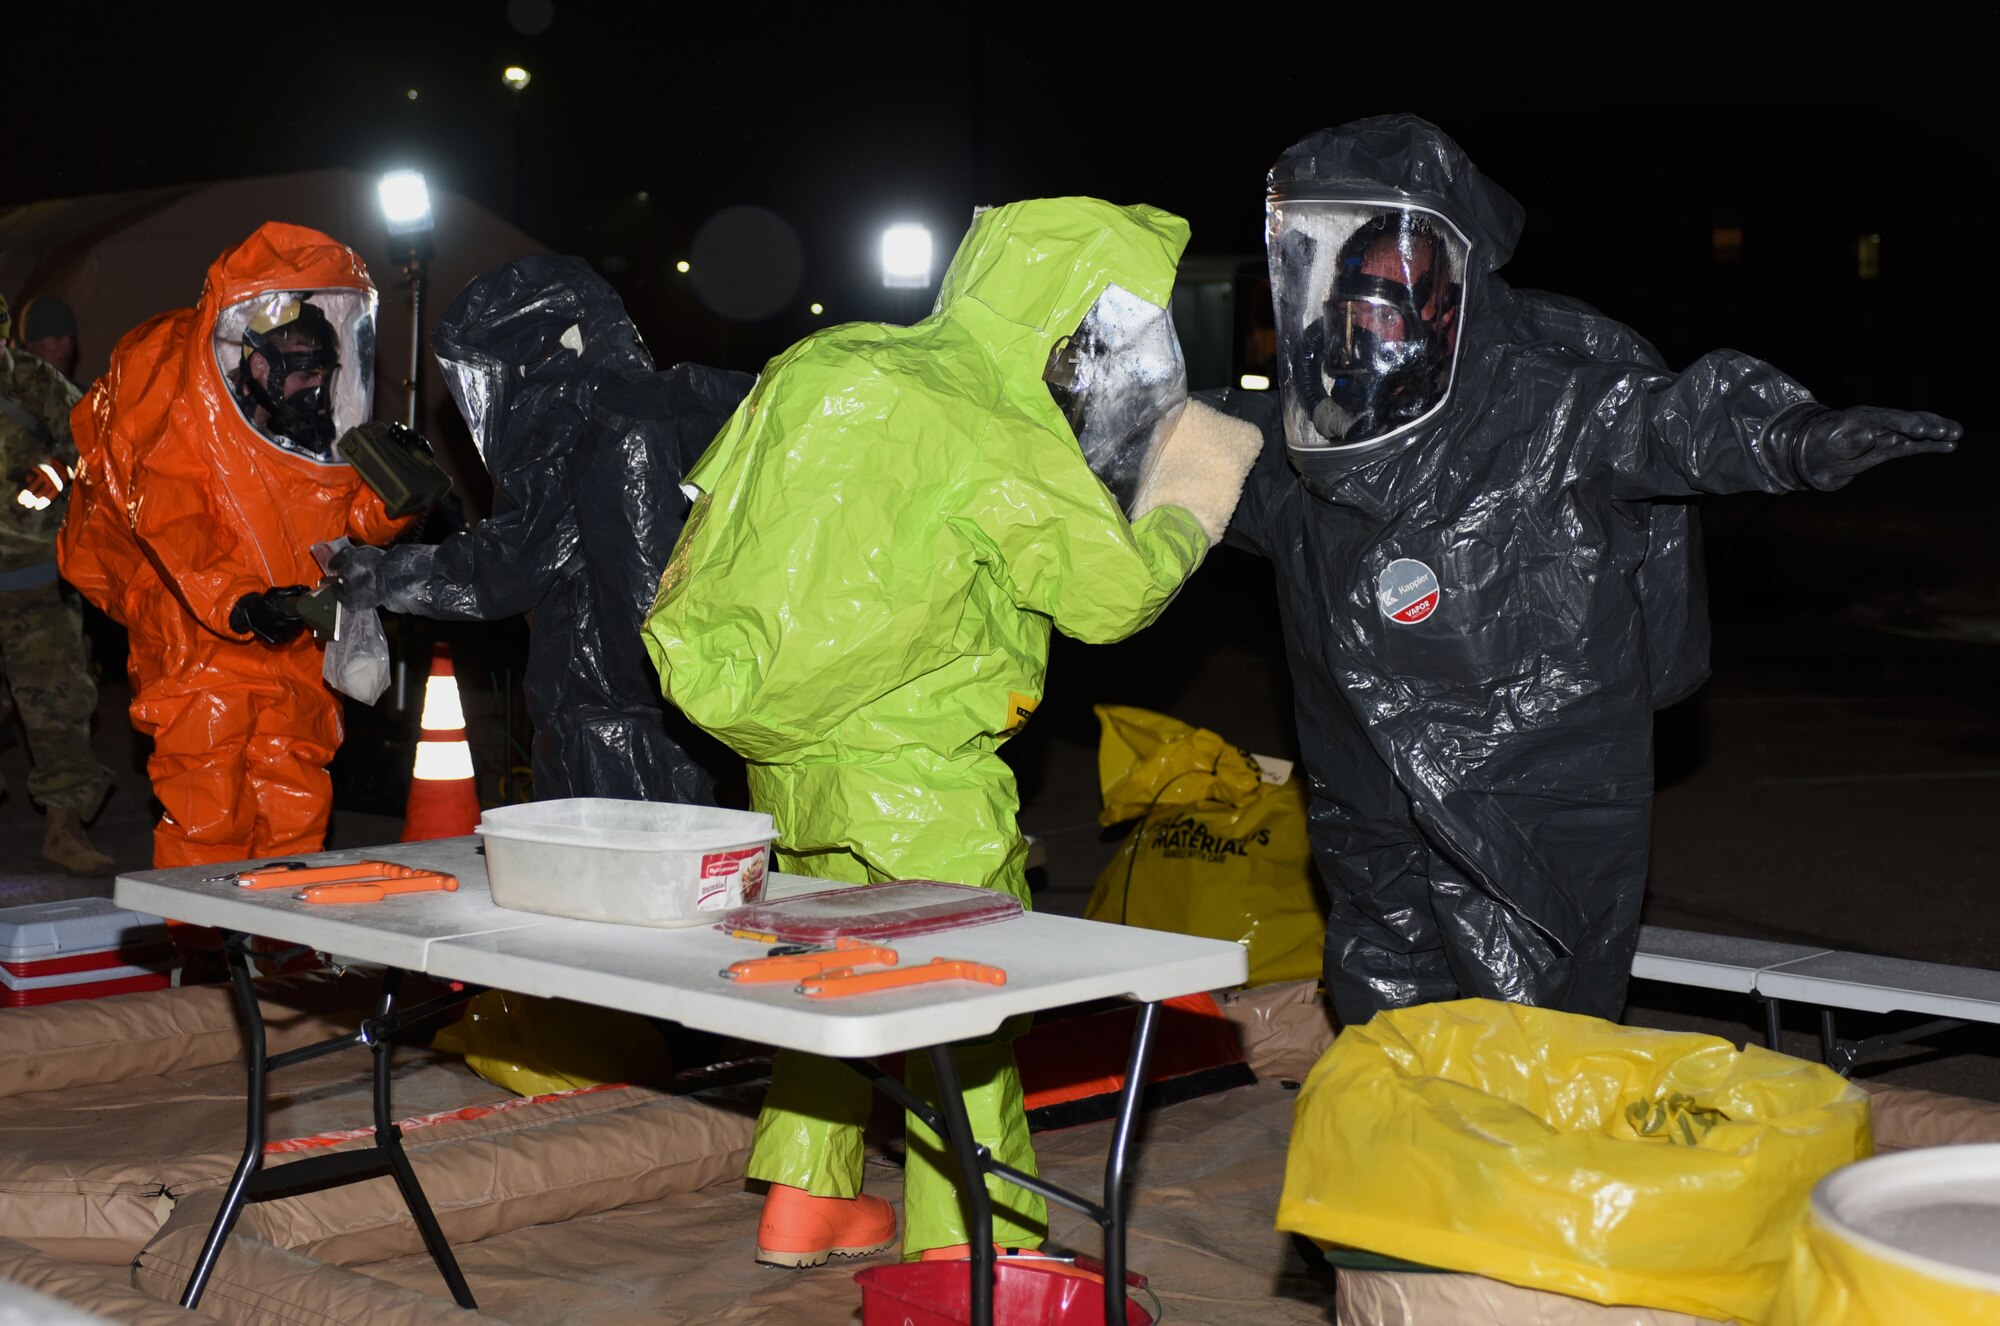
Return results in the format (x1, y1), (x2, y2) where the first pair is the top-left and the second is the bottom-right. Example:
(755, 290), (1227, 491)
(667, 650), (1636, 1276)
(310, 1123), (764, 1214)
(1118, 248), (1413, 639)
(115, 838), (1247, 1326)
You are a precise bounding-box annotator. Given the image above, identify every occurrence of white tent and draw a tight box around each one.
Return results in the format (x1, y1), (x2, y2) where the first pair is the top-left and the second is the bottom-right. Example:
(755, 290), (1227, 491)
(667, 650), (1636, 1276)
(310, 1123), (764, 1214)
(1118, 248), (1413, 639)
(0, 168), (547, 505)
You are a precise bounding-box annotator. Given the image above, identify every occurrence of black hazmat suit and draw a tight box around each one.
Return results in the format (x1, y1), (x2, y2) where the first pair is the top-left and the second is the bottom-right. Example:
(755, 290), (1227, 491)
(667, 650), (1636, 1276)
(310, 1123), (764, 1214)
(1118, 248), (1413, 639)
(344, 255), (750, 803)
(1211, 115), (1959, 1024)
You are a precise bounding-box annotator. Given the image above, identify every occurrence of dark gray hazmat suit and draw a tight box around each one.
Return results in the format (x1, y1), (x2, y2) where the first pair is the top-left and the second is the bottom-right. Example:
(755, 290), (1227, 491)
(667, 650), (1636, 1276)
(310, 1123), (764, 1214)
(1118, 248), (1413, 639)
(1213, 114), (1961, 1023)
(334, 255), (750, 803)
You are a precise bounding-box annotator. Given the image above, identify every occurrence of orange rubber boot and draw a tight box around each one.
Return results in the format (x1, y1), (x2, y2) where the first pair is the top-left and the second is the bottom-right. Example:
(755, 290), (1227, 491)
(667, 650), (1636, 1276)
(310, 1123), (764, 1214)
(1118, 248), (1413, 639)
(755, 1183), (897, 1268)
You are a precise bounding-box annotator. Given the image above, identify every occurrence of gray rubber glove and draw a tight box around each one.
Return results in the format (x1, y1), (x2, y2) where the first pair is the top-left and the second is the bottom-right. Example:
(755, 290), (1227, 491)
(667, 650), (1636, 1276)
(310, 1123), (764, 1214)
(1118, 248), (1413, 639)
(1768, 403), (1964, 491)
(327, 543), (388, 611)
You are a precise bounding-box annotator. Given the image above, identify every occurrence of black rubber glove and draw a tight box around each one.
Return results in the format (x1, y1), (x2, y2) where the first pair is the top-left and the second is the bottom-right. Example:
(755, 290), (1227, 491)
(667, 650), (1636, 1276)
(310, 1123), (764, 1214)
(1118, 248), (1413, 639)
(229, 586), (310, 645)
(327, 544), (388, 611)
(1767, 403), (1964, 491)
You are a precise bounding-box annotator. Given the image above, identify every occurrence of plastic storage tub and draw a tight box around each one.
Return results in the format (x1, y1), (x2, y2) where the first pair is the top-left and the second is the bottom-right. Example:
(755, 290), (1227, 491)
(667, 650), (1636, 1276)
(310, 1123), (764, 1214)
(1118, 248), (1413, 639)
(477, 799), (775, 928)
(0, 898), (177, 1007)
(1783, 1142), (2000, 1319)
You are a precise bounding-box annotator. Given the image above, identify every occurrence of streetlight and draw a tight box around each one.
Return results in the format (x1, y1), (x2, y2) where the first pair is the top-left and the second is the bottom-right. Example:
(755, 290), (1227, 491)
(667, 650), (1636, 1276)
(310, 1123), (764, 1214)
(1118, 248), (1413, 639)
(502, 66), (531, 226)
(880, 223), (933, 289)
(377, 170), (434, 430)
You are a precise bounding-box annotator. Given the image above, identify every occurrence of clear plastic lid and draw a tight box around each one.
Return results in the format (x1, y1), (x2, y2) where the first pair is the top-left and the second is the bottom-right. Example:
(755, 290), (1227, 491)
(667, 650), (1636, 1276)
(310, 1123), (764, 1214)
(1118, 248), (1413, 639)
(716, 880), (1023, 943)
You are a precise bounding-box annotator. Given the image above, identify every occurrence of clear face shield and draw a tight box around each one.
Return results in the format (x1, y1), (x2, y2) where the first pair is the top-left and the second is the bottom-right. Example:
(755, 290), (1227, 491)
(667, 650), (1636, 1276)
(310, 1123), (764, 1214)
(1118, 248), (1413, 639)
(438, 321), (586, 465)
(440, 352), (507, 463)
(1043, 284), (1189, 511)
(1268, 201), (1469, 465)
(214, 289), (376, 461)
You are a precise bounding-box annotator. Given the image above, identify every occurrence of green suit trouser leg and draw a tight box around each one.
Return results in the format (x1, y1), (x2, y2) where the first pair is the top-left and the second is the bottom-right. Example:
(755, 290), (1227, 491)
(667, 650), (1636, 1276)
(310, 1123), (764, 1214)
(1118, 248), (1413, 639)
(743, 755), (1047, 1256)
(747, 1037), (1045, 1256)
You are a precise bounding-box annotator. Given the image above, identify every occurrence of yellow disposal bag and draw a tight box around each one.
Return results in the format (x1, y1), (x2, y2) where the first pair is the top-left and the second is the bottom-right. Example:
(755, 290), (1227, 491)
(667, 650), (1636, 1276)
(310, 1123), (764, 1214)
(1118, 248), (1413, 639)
(1083, 704), (1324, 987)
(1279, 999), (1871, 1324)
(432, 990), (674, 1096)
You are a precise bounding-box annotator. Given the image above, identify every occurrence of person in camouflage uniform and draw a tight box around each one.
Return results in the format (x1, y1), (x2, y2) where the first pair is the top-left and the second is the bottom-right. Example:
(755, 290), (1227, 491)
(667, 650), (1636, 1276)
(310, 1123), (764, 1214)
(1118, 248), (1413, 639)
(0, 295), (116, 874)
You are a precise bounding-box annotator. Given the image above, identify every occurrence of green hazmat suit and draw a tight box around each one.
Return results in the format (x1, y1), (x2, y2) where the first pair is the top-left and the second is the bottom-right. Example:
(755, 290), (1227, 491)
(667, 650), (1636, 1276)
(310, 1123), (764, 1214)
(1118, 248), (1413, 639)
(644, 197), (1209, 1255)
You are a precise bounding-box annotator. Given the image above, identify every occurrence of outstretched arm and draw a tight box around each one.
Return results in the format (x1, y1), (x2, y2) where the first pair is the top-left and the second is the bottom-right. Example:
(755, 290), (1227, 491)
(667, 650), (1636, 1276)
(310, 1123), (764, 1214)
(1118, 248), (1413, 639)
(332, 476), (576, 621)
(1607, 350), (1961, 499)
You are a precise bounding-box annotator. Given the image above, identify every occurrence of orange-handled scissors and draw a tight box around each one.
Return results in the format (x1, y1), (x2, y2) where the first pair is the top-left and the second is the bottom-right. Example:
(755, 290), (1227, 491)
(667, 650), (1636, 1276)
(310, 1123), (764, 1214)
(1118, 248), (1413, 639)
(295, 873), (459, 904)
(722, 939), (897, 983)
(227, 860), (446, 890)
(798, 958), (1006, 998)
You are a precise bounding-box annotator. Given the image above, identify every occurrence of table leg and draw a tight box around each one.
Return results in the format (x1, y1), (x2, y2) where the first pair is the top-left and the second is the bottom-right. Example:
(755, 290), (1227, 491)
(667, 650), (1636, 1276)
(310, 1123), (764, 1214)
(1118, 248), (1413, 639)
(1761, 995), (1784, 1051)
(1102, 1001), (1160, 1326)
(179, 938), (479, 1310)
(179, 937), (267, 1308)
(370, 971), (477, 1308)
(925, 1044), (995, 1326)
(848, 1006), (1164, 1326)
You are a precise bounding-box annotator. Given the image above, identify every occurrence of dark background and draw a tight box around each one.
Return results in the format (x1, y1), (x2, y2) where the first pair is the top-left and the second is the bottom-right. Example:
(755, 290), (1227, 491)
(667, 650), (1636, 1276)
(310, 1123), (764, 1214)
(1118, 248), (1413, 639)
(7, 3), (1990, 430)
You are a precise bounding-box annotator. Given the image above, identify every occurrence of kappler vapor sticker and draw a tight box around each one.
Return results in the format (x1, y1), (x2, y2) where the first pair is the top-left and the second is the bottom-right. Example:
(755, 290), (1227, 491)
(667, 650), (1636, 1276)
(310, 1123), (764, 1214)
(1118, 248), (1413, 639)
(1377, 558), (1440, 624)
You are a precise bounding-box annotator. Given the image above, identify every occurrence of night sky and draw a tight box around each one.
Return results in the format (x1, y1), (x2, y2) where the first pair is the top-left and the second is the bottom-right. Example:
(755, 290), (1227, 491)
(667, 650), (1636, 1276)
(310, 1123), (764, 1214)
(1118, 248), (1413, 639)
(8, 2), (1992, 447)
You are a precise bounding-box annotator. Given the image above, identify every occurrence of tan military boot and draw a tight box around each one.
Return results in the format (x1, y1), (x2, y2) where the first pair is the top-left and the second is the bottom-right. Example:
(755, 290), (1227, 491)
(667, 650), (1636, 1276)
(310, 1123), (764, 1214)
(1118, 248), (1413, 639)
(42, 808), (116, 876)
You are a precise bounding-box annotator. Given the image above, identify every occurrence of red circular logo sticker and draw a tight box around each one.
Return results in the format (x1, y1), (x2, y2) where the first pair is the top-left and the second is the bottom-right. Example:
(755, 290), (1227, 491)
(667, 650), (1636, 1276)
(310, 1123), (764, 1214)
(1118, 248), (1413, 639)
(1377, 558), (1440, 624)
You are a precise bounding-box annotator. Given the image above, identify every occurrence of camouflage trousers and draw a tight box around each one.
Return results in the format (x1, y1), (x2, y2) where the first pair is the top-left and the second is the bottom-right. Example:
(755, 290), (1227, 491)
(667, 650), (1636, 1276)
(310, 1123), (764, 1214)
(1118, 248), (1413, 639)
(0, 577), (113, 816)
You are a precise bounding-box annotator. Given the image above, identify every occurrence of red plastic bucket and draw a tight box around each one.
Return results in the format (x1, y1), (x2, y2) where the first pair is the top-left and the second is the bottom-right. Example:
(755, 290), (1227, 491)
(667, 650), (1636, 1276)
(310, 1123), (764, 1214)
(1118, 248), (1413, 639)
(855, 1259), (1155, 1325)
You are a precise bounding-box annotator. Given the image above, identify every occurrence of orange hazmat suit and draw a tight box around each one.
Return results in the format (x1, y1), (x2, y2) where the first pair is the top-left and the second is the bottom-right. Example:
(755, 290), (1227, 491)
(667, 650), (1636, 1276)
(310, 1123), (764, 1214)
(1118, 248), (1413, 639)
(58, 223), (412, 867)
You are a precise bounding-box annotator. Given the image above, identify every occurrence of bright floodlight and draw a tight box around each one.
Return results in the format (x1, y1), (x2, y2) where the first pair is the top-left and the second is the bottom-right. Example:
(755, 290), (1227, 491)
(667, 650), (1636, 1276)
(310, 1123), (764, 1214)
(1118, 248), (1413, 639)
(880, 223), (933, 289)
(502, 65), (531, 91)
(378, 170), (433, 236)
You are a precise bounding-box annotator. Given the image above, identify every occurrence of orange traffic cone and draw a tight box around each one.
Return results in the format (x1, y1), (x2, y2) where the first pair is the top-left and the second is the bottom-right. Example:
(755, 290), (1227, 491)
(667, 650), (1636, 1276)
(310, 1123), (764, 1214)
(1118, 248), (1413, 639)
(402, 644), (483, 842)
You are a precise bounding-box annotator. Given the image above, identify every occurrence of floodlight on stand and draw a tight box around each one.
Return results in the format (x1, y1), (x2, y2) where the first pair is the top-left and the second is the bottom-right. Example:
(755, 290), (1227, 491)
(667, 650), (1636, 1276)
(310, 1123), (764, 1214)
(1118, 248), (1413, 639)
(880, 223), (933, 289)
(378, 170), (433, 237)
(376, 170), (434, 431)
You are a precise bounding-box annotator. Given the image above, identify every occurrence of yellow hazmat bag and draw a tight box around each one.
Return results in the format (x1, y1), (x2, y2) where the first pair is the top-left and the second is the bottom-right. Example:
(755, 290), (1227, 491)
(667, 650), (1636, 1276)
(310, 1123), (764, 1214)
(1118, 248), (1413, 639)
(1279, 1000), (1870, 1324)
(1084, 704), (1324, 987)
(431, 990), (673, 1097)
(1765, 1147), (2000, 1325)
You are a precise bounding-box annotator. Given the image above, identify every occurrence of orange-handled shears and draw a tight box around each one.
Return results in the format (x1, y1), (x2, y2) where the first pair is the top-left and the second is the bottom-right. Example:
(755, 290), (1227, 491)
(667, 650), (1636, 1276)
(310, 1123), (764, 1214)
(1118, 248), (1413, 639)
(722, 938), (898, 983)
(226, 860), (447, 891)
(797, 958), (1007, 998)
(294, 872), (460, 904)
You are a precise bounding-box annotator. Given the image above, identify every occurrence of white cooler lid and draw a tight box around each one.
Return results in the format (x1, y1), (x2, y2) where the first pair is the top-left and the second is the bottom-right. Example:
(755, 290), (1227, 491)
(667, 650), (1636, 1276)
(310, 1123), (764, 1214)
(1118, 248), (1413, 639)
(0, 897), (170, 961)
(1815, 1143), (2000, 1292)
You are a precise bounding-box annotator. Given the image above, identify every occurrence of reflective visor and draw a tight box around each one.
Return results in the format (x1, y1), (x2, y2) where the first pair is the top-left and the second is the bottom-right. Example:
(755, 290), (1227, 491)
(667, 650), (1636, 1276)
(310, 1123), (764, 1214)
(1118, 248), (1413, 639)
(1044, 283), (1188, 511)
(213, 288), (376, 462)
(1268, 201), (1470, 464)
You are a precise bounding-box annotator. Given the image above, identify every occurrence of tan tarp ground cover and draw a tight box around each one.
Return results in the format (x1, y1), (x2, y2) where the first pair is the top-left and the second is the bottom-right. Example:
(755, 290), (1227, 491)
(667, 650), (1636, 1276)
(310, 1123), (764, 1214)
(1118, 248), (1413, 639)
(1859, 1078), (2000, 1151)
(137, 1201), (489, 1326)
(139, 1079), (1329, 1326)
(0, 973), (504, 1263)
(1335, 1271), (1724, 1325)
(1218, 977), (1338, 1083)
(0, 1235), (202, 1325)
(14, 976), (2000, 1325)
(0, 972), (394, 1099)
(0, 1050), (512, 1264)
